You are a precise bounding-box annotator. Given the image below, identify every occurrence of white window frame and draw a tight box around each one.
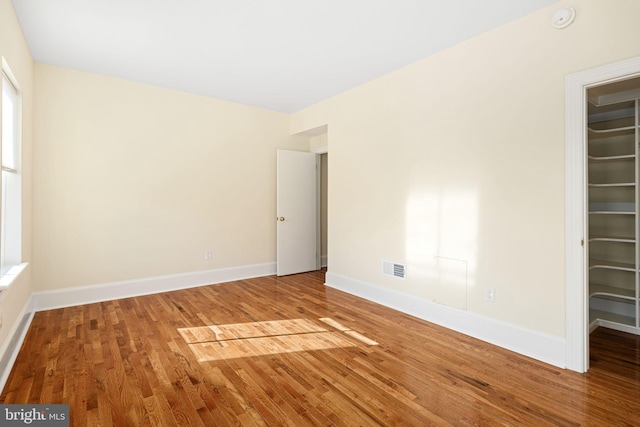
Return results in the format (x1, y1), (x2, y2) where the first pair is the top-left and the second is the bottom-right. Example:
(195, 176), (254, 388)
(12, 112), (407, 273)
(1, 57), (22, 277)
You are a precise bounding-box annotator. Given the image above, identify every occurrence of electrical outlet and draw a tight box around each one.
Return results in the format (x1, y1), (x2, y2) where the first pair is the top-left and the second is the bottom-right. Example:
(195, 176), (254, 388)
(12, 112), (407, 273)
(204, 249), (213, 261)
(485, 288), (496, 303)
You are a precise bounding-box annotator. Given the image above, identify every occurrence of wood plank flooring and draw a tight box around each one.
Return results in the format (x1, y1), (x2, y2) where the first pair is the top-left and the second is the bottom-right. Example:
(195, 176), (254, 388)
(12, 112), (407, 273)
(2, 269), (640, 426)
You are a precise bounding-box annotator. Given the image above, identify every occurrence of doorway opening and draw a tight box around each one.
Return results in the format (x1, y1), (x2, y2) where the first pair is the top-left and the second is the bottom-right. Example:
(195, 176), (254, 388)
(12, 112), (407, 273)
(276, 127), (328, 276)
(585, 76), (640, 372)
(320, 152), (328, 269)
(566, 56), (640, 372)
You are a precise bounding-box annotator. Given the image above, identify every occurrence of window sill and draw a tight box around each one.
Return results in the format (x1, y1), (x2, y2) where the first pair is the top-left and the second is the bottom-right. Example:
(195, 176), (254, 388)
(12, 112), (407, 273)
(0, 263), (28, 295)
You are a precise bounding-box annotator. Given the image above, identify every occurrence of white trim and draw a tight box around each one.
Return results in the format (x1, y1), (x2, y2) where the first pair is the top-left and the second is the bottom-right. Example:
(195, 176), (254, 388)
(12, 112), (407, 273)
(565, 69), (588, 373)
(1, 57), (21, 92)
(316, 154), (322, 270)
(326, 272), (566, 368)
(311, 145), (328, 154)
(0, 298), (34, 393)
(565, 55), (640, 373)
(593, 319), (640, 336)
(32, 262), (276, 311)
(0, 262), (28, 293)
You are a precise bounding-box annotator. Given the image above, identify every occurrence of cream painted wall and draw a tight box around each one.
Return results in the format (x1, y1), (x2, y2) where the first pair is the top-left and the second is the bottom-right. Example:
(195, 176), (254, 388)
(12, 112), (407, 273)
(33, 64), (308, 291)
(290, 0), (640, 337)
(310, 133), (327, 152)
(0, 0), (33, 356)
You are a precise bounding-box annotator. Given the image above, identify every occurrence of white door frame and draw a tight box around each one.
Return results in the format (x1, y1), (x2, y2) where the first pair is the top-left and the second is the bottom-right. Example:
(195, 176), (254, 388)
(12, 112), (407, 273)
(565, 56), (640, 372)
(311, 144), (328, 269)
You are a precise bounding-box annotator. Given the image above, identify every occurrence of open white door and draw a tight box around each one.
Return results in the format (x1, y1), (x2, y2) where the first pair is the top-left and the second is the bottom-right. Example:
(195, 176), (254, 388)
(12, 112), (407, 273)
(277, 150), (319, 276)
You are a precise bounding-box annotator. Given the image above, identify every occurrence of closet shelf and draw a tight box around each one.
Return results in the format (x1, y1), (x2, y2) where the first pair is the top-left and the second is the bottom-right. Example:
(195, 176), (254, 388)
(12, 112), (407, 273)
(590, 283), (636, 300)
(589, 259), (636, 272)
(589, 235), (635, 243)
(588, 154), (636, 161)
(587, 94), (639, 334)
(588, 182), (635, 188)
(588, 125), (636, 138)
(589, 210), (635, 215)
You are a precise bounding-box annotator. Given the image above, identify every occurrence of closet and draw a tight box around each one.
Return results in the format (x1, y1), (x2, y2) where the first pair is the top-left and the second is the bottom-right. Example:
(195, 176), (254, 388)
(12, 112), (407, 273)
(587, 77), (640, 335)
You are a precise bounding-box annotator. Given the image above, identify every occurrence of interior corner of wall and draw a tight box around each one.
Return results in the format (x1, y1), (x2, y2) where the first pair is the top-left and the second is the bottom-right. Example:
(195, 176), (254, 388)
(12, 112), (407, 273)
(290, 123), (328, 138)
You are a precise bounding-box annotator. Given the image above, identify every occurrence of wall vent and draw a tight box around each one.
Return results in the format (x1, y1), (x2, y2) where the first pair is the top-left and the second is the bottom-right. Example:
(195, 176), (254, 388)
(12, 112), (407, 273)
(382, 260), (406, 279)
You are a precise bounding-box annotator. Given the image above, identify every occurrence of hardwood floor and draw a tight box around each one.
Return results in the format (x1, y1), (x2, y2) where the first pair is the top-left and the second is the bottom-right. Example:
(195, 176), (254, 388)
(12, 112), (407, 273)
(2, 270), (640, 426)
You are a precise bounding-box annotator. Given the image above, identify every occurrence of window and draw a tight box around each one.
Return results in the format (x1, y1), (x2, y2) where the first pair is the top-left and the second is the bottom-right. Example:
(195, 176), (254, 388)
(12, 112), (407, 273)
(1, 60), (22, 276)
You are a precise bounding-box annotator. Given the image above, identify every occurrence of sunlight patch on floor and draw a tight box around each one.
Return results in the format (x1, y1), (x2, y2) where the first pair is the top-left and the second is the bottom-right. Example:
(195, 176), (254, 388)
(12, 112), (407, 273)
(178, 318), (378, 362)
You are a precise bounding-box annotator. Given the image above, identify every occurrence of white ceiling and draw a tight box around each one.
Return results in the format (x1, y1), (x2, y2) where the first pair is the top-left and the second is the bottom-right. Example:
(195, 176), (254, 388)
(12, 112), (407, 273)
(12, 0), (560, 113)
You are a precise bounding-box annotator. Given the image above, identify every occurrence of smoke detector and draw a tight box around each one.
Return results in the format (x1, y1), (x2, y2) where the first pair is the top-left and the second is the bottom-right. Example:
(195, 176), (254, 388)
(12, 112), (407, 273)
(552, 7), (576, 29)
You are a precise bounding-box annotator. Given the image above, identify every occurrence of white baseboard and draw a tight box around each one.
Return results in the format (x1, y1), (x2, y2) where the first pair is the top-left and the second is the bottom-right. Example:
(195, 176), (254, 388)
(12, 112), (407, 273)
(325, 272), (567, 369)
(33, 262), (276, 311)
(592, 319), (640, 336)
(3, 265), (567, 394)
(0, 299), (35, 393)
(1, 262), (276, 393)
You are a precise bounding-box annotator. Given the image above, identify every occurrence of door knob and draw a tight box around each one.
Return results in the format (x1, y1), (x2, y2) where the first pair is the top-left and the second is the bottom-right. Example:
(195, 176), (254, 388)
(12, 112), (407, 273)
(278, 217), (285, 222)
